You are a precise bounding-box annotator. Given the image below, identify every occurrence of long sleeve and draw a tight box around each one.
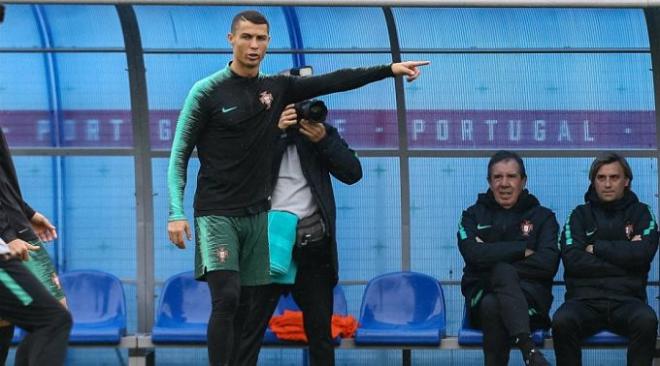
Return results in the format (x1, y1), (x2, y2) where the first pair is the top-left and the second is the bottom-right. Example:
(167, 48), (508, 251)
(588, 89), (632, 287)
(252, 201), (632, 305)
(0, 136), (18, 243)
(513, 213), (560, 280)
(560, 209), (626, 278)
(0, 200), (17, 244)
(457, 210), (526, 268)
(315, 125), (362, 185)
(593, 204), (658, 270)
(285, 65), (393, 103)
(167, 81), (209, 221)
(22, 200), (35, 220)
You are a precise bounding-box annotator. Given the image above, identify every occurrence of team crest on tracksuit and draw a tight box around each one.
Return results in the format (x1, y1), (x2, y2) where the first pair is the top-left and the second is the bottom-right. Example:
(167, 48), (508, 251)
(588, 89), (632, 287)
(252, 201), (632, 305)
(217, 247), (229, 263)
(625, 223), (634, 240)
(521, 220), (534, 237)
(259, 91), (273, 110)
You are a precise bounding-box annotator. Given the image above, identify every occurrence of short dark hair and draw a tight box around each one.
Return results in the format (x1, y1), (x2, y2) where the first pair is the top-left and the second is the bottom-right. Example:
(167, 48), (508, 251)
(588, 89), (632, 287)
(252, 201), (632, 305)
(487, 150), (527, 181)
(231, 10), (269, 34)
(589, 152), (633, 188)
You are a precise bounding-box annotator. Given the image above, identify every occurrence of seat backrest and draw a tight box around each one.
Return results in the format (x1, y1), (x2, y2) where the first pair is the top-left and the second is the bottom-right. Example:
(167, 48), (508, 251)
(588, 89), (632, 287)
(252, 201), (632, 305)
(60, 270), (126, 325)
(332, 285), (348, 316)
(358, 271), (446, 327)
(274, 284), (348, 316)
(156, 271), (211, 326)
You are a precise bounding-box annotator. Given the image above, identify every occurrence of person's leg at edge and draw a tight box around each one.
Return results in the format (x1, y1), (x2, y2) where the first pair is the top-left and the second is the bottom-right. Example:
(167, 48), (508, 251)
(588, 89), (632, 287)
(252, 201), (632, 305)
(552, 299), (603, 366)
(206, 270), (241, 366)
(291, 253), (335, 366)
(0, 321), (14, 364)
(232, 283), (283, 366)
(478, 293), (511, 366)
(0, 258), (71, 366)
(228, 212), (273, 366)
(488, 262), (548, 366)
(610, 299), (658, 366)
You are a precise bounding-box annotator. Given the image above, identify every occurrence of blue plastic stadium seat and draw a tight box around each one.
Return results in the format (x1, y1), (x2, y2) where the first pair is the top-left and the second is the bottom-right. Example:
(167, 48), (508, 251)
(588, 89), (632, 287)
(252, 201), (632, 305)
(11, 327), (23, 345)
(263, 285), (348, 345)
(583, 330), (628, 345)
(354, 271), (446, 345)
(60, 270), (127, 344)
(152, 271), (210, 344)
(457, 305), (546, 346)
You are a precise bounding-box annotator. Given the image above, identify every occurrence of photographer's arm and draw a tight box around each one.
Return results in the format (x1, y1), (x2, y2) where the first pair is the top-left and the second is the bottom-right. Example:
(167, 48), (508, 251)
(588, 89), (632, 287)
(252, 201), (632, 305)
(312, 124), (362, 185)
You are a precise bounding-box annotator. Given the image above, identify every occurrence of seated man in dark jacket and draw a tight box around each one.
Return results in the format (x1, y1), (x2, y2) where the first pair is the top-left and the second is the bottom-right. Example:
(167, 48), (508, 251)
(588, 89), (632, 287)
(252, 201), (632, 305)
(553, 152), (658, 366)
(458, 150), (559, 366)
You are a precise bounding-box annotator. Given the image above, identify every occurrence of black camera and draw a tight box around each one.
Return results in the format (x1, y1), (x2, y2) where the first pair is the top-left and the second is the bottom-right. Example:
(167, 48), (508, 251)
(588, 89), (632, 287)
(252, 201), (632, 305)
(294, 99), (327, 123)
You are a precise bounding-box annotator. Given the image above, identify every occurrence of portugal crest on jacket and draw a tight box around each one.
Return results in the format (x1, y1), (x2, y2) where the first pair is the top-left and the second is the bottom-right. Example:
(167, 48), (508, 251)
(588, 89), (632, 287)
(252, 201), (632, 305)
(259, 91), (273, 110)
(625, 223), (634, 240)
(521, 220), (533, 237)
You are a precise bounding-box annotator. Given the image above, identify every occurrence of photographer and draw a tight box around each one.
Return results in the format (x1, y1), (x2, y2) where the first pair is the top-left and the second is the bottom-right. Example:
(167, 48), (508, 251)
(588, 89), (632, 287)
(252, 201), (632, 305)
(274, 102), (361, 366)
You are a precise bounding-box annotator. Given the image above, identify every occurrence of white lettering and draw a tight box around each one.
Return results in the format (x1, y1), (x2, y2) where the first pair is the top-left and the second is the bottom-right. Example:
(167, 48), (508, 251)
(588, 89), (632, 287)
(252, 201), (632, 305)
(583, 120), (594, 142)
(558, 120), (572, 142)
(159, 119), (171, 141)
(533, 120), (546, 141)
(36, 120), (50, 141)
(461, 120), (473, 141)
(110, 119), (123, 141)
(412, 119), (425, 141)
(508, 120), (521, 141)
(333, 119), (346, 134)
(485, 120), (497, 141)
(86, 120), (100, 141)
(436, 120), (449, 141)
(64, 120), (76, 141)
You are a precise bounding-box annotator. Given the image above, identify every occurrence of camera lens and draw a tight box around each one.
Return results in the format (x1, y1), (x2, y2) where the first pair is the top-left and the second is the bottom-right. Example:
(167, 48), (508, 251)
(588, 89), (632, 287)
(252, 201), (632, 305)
(295, 99), (327, 122)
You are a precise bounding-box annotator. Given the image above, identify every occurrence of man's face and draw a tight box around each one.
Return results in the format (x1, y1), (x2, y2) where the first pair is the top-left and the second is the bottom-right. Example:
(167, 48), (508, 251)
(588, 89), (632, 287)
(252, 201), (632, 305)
(594, 162), (629, 202)
(488, 159), (527, 209)
(227, 20), (270, 70)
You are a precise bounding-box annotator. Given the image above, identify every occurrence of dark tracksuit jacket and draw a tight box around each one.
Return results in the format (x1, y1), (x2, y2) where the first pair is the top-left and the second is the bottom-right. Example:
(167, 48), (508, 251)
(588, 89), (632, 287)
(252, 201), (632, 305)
(560, 187), (658, 302)
(271, 123), (362, 284)
(0, 130), (37, 243)
(168, 64), (392, 220)
(0, 129), (71, 366)
(458, 190), (560, 321)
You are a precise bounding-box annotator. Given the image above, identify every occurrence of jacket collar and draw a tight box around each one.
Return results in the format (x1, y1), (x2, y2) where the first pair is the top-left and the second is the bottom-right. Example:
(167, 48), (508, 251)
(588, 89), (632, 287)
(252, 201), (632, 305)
(584, 185), (638, 211)
(477, 189), (539, 212)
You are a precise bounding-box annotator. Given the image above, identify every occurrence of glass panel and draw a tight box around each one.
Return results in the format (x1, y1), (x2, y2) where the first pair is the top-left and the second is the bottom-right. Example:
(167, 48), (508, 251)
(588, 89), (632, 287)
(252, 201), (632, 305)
(294, 7), (390, 49)
(0, 5), (42, 48)
(135, 5), (290, 49)
(152, 157), (198, 282)
(0, 53), (52, 147)
(394, 8), (649, 49)
(1, 53), (132, 147)
(334, 157), (401, 281)
(56, 53), (132, 147)
(404, 53), (654, 150)
(60, 157), (136, 278)
(299, 54), (398, 149)
(41, 5), (124, 48)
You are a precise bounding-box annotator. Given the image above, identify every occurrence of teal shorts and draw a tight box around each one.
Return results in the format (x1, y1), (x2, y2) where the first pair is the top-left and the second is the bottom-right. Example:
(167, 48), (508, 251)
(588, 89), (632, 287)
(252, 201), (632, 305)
(194, 213), (271, 286)
(23, 240), (65, 301)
